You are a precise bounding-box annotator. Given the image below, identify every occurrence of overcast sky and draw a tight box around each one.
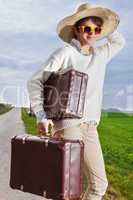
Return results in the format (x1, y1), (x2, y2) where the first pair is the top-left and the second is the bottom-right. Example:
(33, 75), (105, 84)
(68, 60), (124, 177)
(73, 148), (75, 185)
(0, 0), (132, 111)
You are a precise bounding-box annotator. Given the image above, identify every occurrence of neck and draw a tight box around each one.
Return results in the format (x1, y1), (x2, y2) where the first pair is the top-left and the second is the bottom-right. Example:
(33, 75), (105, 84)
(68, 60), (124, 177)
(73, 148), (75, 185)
(77, 38), (94, 55)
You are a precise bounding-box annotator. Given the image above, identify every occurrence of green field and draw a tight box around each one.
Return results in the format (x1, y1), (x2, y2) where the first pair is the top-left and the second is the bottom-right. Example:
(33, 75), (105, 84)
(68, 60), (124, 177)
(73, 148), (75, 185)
(0, 103), (13, 115)
(22, 108), (133, 200)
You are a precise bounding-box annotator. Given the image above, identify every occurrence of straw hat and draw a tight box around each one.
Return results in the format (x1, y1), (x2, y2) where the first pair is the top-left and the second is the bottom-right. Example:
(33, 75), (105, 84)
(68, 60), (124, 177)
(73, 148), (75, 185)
(56, 3), (120, 43)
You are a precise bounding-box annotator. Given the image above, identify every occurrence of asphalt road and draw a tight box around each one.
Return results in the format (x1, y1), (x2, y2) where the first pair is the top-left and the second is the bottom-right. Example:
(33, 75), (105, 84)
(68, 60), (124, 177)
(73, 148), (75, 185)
(0, 108), (45, 200)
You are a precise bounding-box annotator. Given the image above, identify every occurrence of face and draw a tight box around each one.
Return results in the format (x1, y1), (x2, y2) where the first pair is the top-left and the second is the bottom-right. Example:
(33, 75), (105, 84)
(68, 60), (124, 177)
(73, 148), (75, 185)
(74, 19), (102, 46)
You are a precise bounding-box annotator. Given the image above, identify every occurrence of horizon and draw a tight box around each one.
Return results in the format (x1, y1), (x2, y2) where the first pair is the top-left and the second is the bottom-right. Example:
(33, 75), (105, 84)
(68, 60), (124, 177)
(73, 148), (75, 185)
(1, 102), (133, 113)
(0, 0), (132, 111)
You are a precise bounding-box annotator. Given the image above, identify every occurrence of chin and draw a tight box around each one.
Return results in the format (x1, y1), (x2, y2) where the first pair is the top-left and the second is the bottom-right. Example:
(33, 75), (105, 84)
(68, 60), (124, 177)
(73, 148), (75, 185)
(86, 38), (95, 45)
(87, 40), (94, 45)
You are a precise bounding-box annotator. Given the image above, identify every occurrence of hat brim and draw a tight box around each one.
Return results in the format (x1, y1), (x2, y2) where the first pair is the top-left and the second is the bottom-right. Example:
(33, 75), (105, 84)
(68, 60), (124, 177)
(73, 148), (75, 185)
(56, 7), (119, 43)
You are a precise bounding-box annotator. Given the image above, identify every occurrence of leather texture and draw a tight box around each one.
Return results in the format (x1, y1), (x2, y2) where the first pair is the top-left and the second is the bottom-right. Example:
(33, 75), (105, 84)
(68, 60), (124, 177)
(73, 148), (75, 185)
(43, 69), (88, 119)
(10, 134), (84, 200)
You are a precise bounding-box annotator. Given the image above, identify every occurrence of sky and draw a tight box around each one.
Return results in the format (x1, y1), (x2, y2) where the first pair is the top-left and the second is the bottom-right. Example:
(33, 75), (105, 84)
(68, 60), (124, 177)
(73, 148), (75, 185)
(0, 0), (132, 112)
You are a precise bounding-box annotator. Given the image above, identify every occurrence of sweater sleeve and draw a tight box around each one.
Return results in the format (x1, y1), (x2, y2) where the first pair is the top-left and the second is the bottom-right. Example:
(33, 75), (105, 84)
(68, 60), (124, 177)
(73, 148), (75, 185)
(27, 47), (65, 117)
(96, 30), (126, 63)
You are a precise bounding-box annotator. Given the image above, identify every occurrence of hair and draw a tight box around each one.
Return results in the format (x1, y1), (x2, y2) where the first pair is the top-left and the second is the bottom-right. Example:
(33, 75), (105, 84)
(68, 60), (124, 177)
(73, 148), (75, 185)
(73, 16), (104, 39)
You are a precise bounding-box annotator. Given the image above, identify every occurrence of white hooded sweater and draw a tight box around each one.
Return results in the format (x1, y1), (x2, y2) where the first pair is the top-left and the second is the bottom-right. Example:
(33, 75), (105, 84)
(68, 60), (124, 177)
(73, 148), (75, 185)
(27, 30), (125, 131)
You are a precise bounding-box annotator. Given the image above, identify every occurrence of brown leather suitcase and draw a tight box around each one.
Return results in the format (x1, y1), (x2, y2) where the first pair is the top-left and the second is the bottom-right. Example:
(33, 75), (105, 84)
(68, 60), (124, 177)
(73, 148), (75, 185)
(43, 68), (88, 119)
(9, 134), (84, 200)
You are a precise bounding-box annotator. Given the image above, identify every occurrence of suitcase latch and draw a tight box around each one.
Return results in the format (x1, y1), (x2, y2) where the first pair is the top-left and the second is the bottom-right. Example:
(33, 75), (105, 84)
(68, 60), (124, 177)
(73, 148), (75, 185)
(43, 190), (47, 197)
(20, 184), (24, 191)
(40, 135), (49, 147)
(45, 139), (49, 148)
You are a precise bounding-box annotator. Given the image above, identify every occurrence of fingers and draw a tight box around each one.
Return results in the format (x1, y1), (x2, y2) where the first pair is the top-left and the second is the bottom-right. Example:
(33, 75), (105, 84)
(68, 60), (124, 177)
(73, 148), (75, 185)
(49, 120), (54, 127)
(37, 122), (46, 136)
(46, 120), (54, 134)
(37, 120), (54, 136)
(45, 121), (54, 133)
(37, 127), (45, 136)
(45, 123), (49, 133)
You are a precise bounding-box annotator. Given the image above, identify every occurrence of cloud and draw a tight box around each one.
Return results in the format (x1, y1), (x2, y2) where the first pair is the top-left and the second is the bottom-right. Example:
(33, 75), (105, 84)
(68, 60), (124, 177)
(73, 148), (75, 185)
(115, 89), (125, 97)
(0, 0), (62, 35)
(102, 83), (133, 111)
(0, 0), (132, 109)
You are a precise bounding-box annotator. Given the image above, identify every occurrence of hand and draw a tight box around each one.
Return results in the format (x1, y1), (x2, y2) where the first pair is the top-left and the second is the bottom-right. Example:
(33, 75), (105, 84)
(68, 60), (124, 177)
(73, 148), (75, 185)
(52, 129), (64, 139)
(37, 119), (54, 136)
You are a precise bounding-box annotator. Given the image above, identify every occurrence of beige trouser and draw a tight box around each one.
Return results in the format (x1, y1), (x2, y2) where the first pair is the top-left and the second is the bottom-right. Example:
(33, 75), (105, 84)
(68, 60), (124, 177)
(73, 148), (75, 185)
(55, 122), (108, 200)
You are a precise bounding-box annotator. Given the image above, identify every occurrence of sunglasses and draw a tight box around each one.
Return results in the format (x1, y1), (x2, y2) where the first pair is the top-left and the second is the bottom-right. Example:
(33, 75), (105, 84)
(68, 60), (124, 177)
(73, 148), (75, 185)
(77, 25), (102, 35)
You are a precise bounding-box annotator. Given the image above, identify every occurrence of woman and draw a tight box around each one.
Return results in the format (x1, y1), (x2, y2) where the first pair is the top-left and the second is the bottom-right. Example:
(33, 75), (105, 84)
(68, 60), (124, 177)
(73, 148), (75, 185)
(27, 3), (125, 200)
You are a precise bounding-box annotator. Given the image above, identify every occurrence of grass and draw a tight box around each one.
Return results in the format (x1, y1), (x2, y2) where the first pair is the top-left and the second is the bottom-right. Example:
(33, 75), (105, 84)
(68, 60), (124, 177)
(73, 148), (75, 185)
(21, 108), (133, 200)
(0, 103), (13, 115)
(98, 112), (133, 200)
(21, 107), (37, 135)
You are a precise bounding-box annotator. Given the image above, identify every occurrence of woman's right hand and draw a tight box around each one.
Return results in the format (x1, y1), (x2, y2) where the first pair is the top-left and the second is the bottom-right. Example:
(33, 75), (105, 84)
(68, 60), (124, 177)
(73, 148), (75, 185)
(37, 119), (54, 136)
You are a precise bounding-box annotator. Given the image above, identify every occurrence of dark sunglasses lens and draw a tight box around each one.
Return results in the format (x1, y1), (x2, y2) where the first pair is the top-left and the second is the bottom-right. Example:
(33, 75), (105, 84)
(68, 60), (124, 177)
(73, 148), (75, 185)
(84, 26), (91, 33)
(95, 27), (101, 34)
